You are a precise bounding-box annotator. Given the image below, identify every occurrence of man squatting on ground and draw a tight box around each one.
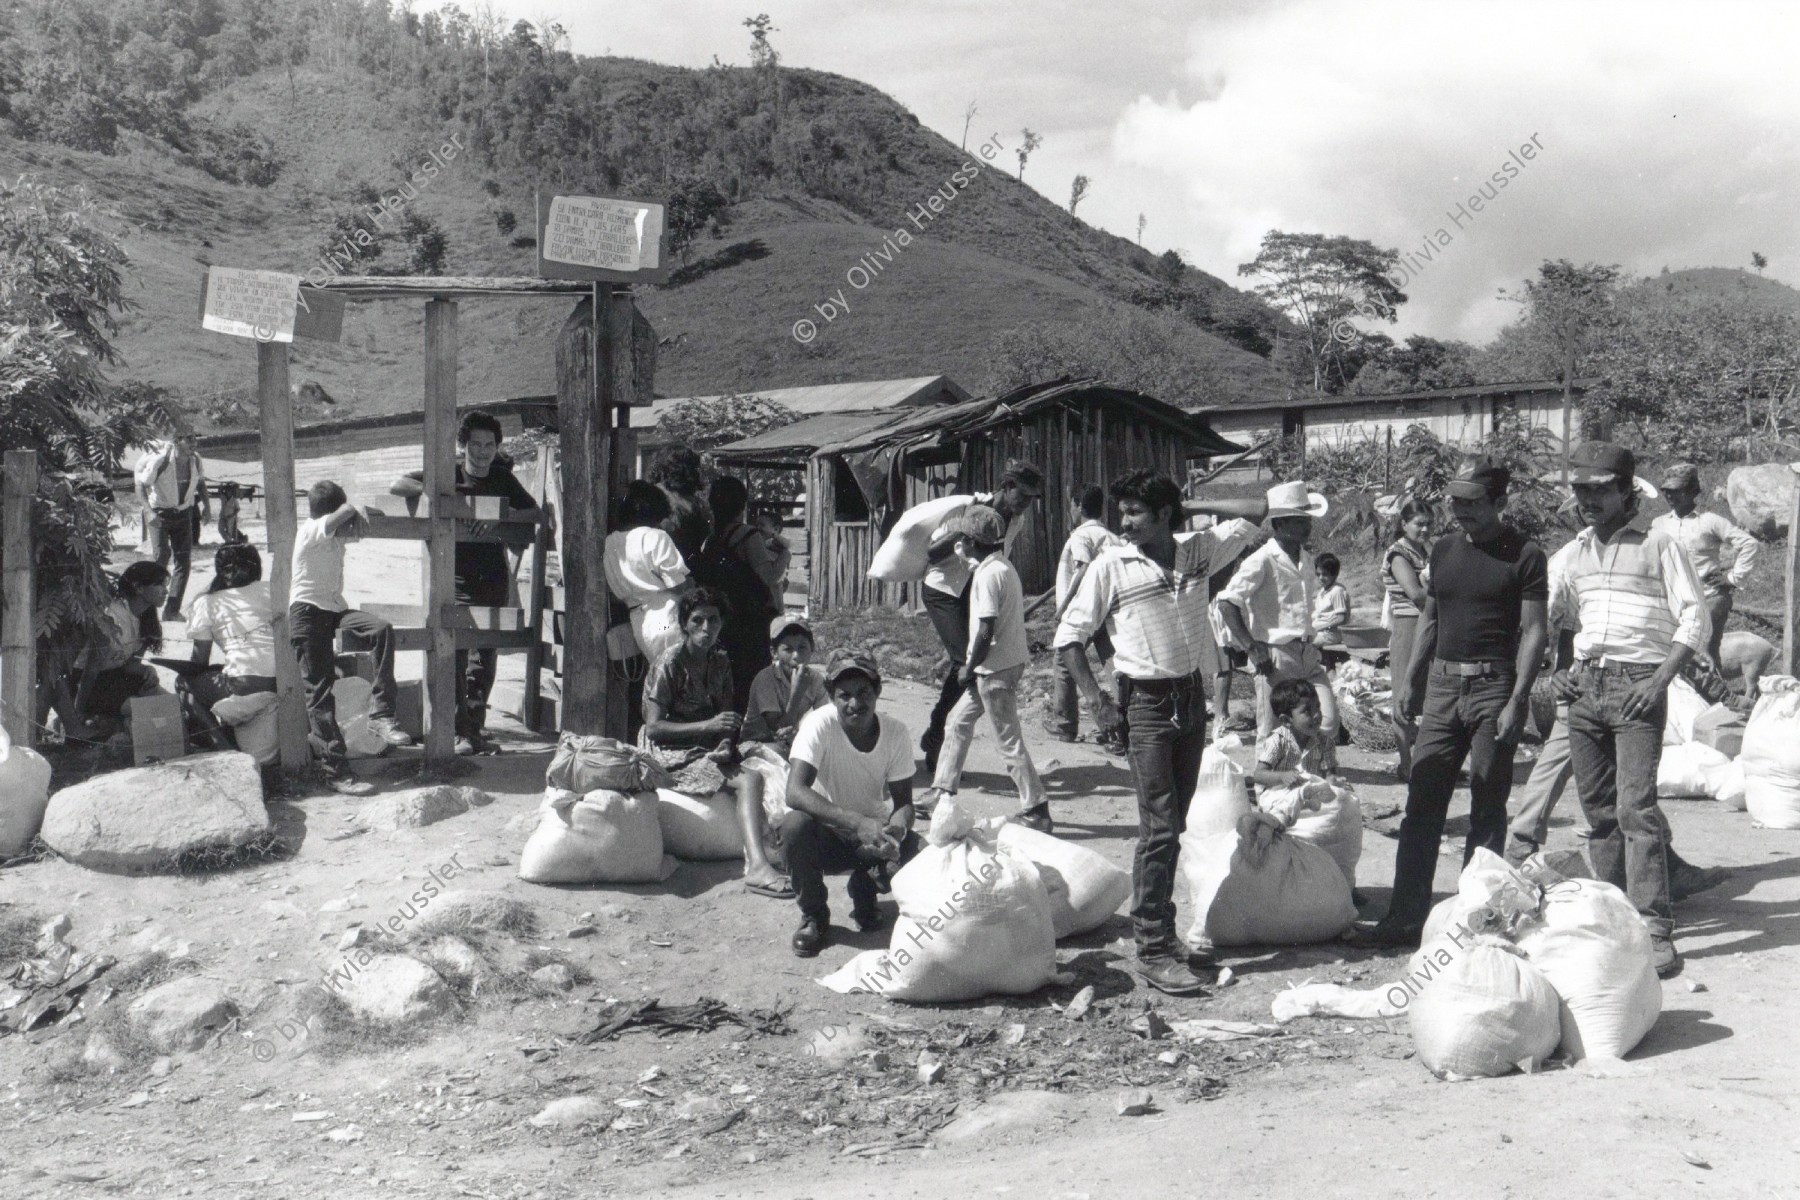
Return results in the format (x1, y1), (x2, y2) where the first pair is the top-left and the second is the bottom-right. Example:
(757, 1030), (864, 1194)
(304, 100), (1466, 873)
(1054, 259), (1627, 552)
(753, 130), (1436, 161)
(1548, 441), (1710, 977)
(1356, 459), (1547, 948)
(391, 410), (544, 756)
(1055, 469), (1265, 996)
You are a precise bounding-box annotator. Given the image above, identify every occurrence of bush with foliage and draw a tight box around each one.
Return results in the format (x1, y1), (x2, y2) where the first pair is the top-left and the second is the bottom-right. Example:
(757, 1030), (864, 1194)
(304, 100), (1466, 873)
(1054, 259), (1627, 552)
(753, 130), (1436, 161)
(654, 394), (802, 507)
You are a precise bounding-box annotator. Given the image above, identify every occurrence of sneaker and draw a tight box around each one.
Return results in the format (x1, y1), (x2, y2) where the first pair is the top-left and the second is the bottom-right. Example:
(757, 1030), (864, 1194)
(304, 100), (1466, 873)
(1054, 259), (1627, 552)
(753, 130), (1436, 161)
(1345, 918), (1423, 951)
(1650, 935), (1682, 978)
(791, 917), (829, 958)
(368, 717), (415, 748)
(325, 774), (376, 797)
(1670, 861), (1730, 903)
(454, 736), (480, 757)
(1135, 956), (1211, 997)
(1014, 805), (1054, 835)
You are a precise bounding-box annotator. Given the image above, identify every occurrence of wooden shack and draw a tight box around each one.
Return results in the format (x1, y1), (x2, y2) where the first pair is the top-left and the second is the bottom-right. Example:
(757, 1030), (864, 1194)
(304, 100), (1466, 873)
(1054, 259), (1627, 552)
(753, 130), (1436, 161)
(712, 379), (1244, 610)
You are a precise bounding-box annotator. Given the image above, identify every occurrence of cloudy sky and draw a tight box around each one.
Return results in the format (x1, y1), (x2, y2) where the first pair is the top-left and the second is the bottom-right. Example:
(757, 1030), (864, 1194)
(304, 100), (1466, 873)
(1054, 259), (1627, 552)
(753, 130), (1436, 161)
(537, 0), (1800, 344)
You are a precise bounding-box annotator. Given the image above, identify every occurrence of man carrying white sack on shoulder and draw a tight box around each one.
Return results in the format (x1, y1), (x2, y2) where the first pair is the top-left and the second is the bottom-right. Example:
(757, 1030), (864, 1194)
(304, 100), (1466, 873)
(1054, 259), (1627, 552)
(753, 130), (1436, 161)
(1549, 441), (1710, 978)
(1055, 469), (1264, 997)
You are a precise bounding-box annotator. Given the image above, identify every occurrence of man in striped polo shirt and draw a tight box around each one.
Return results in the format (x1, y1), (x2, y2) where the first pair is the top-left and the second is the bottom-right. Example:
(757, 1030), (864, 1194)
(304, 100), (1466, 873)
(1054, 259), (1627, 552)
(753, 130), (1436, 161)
(1550, 441), (1709, 978)
(1056, 469), (1263, 996)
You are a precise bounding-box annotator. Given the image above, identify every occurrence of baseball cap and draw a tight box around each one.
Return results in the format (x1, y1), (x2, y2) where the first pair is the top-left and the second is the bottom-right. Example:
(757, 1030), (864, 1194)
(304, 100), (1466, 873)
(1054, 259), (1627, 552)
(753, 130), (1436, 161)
(1567, 441), (1635, 486)
(769, 614), (813, 643)
(822, 648), (881, 688)
(1658, 462), (1700, 492)
(1445, 458), (1511, 500)
(949, 504), (1007, 546)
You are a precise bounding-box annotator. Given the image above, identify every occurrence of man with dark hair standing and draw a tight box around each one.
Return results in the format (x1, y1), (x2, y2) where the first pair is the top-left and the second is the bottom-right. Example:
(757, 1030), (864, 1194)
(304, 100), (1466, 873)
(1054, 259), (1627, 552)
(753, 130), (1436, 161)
(1356, 459), (1548, 949)
(391, 410), (544, 756)
(1550, 442), (1708, 977)
(1046, 483), (1122, 748)
(1056, 469), (1263, 996)
(916, 459), (1045, 774)
(1650, 462), (1756, 669)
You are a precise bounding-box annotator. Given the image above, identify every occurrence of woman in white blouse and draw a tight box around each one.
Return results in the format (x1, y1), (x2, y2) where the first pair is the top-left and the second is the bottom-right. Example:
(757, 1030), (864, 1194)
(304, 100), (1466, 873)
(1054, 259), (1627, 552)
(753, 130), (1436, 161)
(604, 480), (694, 664)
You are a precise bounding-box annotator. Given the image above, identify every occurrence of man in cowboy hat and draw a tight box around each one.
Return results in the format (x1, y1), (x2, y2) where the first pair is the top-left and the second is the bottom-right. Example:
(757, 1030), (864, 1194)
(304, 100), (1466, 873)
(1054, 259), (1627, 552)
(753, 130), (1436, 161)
(1546, 441), (1708, 977)
(1649, 462), (1757, 670)
(1216, 480), (1340, 761)
(1355, 457), (1548, 949)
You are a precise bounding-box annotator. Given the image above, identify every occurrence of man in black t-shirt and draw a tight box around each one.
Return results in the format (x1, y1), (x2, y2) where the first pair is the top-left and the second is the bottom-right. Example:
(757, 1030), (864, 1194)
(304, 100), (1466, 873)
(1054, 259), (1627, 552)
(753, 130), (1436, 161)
(1354, 459), (1548, 948)
(391, 411), (543, 755)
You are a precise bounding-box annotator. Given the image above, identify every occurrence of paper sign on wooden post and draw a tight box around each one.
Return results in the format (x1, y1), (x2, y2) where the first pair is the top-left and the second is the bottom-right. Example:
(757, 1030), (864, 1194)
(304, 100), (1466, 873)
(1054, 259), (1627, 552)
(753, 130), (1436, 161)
(536, 195), (669, 284)
(198, 268), (345, 343)
(202, 267), (301, 343)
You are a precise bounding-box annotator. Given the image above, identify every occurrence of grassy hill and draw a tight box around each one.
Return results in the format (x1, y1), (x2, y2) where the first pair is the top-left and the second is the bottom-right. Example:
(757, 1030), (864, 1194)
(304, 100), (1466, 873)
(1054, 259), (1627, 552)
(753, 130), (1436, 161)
(1645, 267), (1800, 313)
(0, 18), (1290, 430)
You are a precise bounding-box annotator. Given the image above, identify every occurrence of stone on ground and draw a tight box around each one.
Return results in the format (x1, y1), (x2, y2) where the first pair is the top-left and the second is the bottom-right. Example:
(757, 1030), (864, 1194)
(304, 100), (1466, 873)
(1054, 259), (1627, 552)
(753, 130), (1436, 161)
(40, 752), (268, 872)
(353, 786), (493, 833)
(935, 1090), (1077, 1144)
(1726, 463), (1798, 541)
(127, 976), (242, 1052)
(330, 954), (457, 1023)
(529, 1096), (608, 1127)
(530, 963), (575, 993)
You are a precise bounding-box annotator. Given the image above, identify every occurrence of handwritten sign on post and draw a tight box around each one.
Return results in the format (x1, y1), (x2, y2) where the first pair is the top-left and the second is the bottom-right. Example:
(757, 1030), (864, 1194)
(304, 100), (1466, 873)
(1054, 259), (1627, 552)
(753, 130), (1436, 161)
(198, 268), (345, 344)
(536, 195), (669, 284)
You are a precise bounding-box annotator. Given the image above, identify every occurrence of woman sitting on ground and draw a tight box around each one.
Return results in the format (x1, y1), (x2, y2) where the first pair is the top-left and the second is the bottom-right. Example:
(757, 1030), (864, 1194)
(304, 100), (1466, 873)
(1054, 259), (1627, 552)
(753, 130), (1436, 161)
(183, 543), (280, 748)
(71, 561), (171, 740)
(642, 587), (791, 900)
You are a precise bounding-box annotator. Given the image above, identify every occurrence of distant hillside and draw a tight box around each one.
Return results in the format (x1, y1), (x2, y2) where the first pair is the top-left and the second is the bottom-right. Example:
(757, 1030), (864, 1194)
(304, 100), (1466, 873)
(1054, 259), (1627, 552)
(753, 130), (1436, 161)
(1643, 267), (1800, 313)
(0, 3), (1290, 429)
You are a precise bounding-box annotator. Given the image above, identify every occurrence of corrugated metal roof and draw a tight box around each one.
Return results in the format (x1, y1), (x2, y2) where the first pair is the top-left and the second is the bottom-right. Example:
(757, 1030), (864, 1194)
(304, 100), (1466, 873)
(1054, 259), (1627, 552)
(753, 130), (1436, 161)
(713, 409), (920, 457)
(636, 375), (967, 431)
(1194, 378), (1600, 416)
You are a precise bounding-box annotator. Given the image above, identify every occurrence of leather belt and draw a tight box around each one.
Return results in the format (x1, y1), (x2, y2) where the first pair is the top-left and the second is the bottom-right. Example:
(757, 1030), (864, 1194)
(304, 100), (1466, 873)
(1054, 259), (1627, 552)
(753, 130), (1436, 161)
(1431, 659), (1511, 677)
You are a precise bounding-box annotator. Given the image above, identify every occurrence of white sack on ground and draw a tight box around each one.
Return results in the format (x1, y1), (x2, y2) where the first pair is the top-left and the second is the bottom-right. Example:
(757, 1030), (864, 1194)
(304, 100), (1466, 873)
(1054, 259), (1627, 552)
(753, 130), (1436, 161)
(1741, 679), (1800, 828)
(1180, 811), (1356, 949)
(1414, 849), (1542, 971)
(654, 789), (744, 861)
(996, 823), (1131, 940)
(1709, 760), (1747, 811)
(867, 495), (973, 583)
(0, 724), (53, 856)
(1513, 878), (1661, 1062)
(1407, 938), (1562, 1080)
(1663, 677), (1708, 746)
(1188, 745), (1252, 839)
(1288, 785), (1363, 892)
(1657, 741), (1732, 799)
(519, 788), (672, 884)
(819, 797), (1060, 1002)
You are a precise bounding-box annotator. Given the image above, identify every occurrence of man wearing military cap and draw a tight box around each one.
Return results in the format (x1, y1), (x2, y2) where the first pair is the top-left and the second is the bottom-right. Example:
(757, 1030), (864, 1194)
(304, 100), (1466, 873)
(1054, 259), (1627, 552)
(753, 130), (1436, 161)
(1649, 462), (1757, 669)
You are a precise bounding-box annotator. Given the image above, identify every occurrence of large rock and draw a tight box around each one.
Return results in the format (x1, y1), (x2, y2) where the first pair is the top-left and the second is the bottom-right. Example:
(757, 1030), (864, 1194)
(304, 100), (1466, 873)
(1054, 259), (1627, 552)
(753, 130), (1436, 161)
(329, 954), (457, 1024)
(1726, 463), (1799, 541)
(40, 752), (268, 873)
(127, 976), (241, 1052)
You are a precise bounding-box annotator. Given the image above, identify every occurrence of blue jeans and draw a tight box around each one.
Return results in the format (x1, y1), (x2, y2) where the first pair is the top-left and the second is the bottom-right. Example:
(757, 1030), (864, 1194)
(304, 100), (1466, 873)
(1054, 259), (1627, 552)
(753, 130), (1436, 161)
(1387, 667), (1518, 927)
(1119, 672), (1207, 960)
(1567, 662), (1673, 937)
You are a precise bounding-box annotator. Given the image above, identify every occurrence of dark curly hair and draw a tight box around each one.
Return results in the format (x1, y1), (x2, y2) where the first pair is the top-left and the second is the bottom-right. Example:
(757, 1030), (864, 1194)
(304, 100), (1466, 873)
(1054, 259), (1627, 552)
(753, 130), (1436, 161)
(209, 543), (263, 592)
(679, 586), (730, 626)
(1109, 469), (1185, 531)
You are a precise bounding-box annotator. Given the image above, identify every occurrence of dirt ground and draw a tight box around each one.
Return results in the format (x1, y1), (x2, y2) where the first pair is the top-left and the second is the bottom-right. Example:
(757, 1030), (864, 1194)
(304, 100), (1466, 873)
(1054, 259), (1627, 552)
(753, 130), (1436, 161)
(4, 529), (1799, 1199)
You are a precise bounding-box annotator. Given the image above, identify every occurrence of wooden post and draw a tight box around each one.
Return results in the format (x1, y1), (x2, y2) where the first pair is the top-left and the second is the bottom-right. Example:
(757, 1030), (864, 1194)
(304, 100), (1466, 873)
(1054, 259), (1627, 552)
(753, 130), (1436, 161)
(519, 450), (552, 733)
(555, 290), (614, 736)
(422, 299), (460, 763)
(258, 343), (310, 771)
(1786, 475), (1800, 677)
(2, 451), (38, 748)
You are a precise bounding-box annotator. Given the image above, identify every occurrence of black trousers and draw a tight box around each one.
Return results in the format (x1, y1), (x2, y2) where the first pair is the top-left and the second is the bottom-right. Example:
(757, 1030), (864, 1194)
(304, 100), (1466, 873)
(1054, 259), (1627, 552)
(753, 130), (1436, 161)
(152, 507), (193, 616)
(920, 580), (971, 755)
(778, 810), (922, 924)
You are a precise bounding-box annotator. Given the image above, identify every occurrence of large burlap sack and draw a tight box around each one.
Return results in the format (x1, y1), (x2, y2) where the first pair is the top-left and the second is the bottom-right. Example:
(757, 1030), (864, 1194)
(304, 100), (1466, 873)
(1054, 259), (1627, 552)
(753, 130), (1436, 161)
(519, 788), (672, 884)
(819, 798), (1060, 1002)
(1289, 785), (1363, 891)
(1709, 760), (1747, 811)
(1416, 848), (1541, 955)
(1180, 811), (1356, 949)
(1407, 938), (1562, 1080)
(0, 724), (54, 856)
(1657, 741), (1731, 798)
(1189, 745), (1252, 839)
(654, 788), (744, 861)
(1513, 878), (1661, 1061)
(867, 495), (972, 583)
(544, 734), (675, 795)
(1662, 677), (1708, 746)
(211, 692), (280, 767)
(1741, 680), (1800, 828)
(996, 822), (1131, 939)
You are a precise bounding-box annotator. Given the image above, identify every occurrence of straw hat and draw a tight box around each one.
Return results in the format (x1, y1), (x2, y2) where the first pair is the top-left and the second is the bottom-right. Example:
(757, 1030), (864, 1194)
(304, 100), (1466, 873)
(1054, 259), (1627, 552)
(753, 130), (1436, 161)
(1265, 481), (1328, 520)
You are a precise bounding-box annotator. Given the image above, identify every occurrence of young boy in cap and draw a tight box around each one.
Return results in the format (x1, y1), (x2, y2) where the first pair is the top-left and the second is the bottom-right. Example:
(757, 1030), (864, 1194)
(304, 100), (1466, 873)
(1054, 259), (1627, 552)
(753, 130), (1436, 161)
(1650, 462), (1757, 669)
(782, 650), (922, 957)
(743, 614), (829, 753)
(1355, 458), (1547, 948)
(917, 504), (1052, 831)
(1549, 441), (1709, 977)
(1216, 480), (1341, 761)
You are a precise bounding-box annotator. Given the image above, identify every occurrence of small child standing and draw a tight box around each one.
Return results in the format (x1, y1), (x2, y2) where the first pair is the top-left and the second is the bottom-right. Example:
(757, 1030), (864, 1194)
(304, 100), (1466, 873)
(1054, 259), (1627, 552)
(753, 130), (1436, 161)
(743, 615), (828, 754)
(642, 588), (789, 900)
(216, 481), (245, 545)
(917, 505), (1051, 832)
(1311, 552), (1351, 671)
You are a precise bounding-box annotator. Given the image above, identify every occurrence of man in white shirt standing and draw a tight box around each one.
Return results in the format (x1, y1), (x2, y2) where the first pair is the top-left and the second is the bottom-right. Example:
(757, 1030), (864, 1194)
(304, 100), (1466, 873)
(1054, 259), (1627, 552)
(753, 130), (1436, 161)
(1056, 469), (1263, 996)
(136, 432), (210, 621)
(1650, 463), (1757, 669)
(1046, 484), (1123, 748)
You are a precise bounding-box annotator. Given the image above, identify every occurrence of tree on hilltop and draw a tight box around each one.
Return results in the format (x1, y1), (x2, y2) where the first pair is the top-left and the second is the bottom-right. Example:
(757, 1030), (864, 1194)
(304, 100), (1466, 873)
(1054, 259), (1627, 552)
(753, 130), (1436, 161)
(1237, 230), (1406, 394)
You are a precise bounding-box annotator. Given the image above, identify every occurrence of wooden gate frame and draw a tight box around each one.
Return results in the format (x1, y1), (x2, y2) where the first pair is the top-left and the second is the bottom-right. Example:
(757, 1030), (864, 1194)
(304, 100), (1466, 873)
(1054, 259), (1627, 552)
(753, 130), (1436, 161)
(256, 276), (624, 769)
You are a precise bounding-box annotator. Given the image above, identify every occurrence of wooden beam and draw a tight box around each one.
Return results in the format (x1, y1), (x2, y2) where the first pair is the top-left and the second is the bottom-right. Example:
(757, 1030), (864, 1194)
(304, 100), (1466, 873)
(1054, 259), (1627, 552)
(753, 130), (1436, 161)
(258, 342), (310, 771)
(311, 277), (592, 300)
(519, 451), (553, 733)
(1786, 475), (1800, 677)
(356, 603), (527, 630)
(391, 627), (539, 653)
(359, 514), (535, 546)
(422, 299), (459, 763)
(555, 291), (611, 736)
(2, 451), (37, 748)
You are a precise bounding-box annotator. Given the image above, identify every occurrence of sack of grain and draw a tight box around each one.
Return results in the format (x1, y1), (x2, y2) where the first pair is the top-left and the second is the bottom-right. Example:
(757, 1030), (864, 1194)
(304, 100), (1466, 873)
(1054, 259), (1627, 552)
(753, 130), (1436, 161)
(868, 495), (974, 583)
(1741, 679), (1800, 828)
(996, 822), (1131, 939)
(1180, 811), (1356, 949)
(544, 733), (675, 795)
(1288, 784), (1363, 892)
(1656, 741), (1731, 799)
(1513, 878), (1661, 1061)
(519, 788), (673, 885)
(1407, 937), (1562, 1080)
(0, 724), (53, 857)
(1189, 744), (1252, 838)
(654, 788), (744, 861)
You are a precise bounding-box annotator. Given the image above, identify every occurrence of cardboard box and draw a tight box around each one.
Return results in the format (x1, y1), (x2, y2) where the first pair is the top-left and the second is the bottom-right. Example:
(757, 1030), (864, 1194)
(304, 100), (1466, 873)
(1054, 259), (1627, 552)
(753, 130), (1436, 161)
(130, 693), (187, 765)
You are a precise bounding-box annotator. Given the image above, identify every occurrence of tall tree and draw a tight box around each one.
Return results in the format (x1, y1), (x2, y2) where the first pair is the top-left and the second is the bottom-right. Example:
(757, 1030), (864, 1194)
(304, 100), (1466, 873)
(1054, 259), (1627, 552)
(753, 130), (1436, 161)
(1752, 251), (1768, 274)
(1136, 212), (1146, 246)
(1237, 230), (1406, 394)
(1068, 174), (1090, 220)
(1016, 128), (1041, 180)
(961, 100), (977, 151)
(1494, 259), (1622, 462)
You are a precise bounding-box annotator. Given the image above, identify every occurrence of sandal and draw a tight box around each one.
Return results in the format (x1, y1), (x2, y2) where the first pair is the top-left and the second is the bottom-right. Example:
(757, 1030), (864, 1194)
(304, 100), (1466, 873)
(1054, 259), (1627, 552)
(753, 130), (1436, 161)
(744, 877), (796, 900)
